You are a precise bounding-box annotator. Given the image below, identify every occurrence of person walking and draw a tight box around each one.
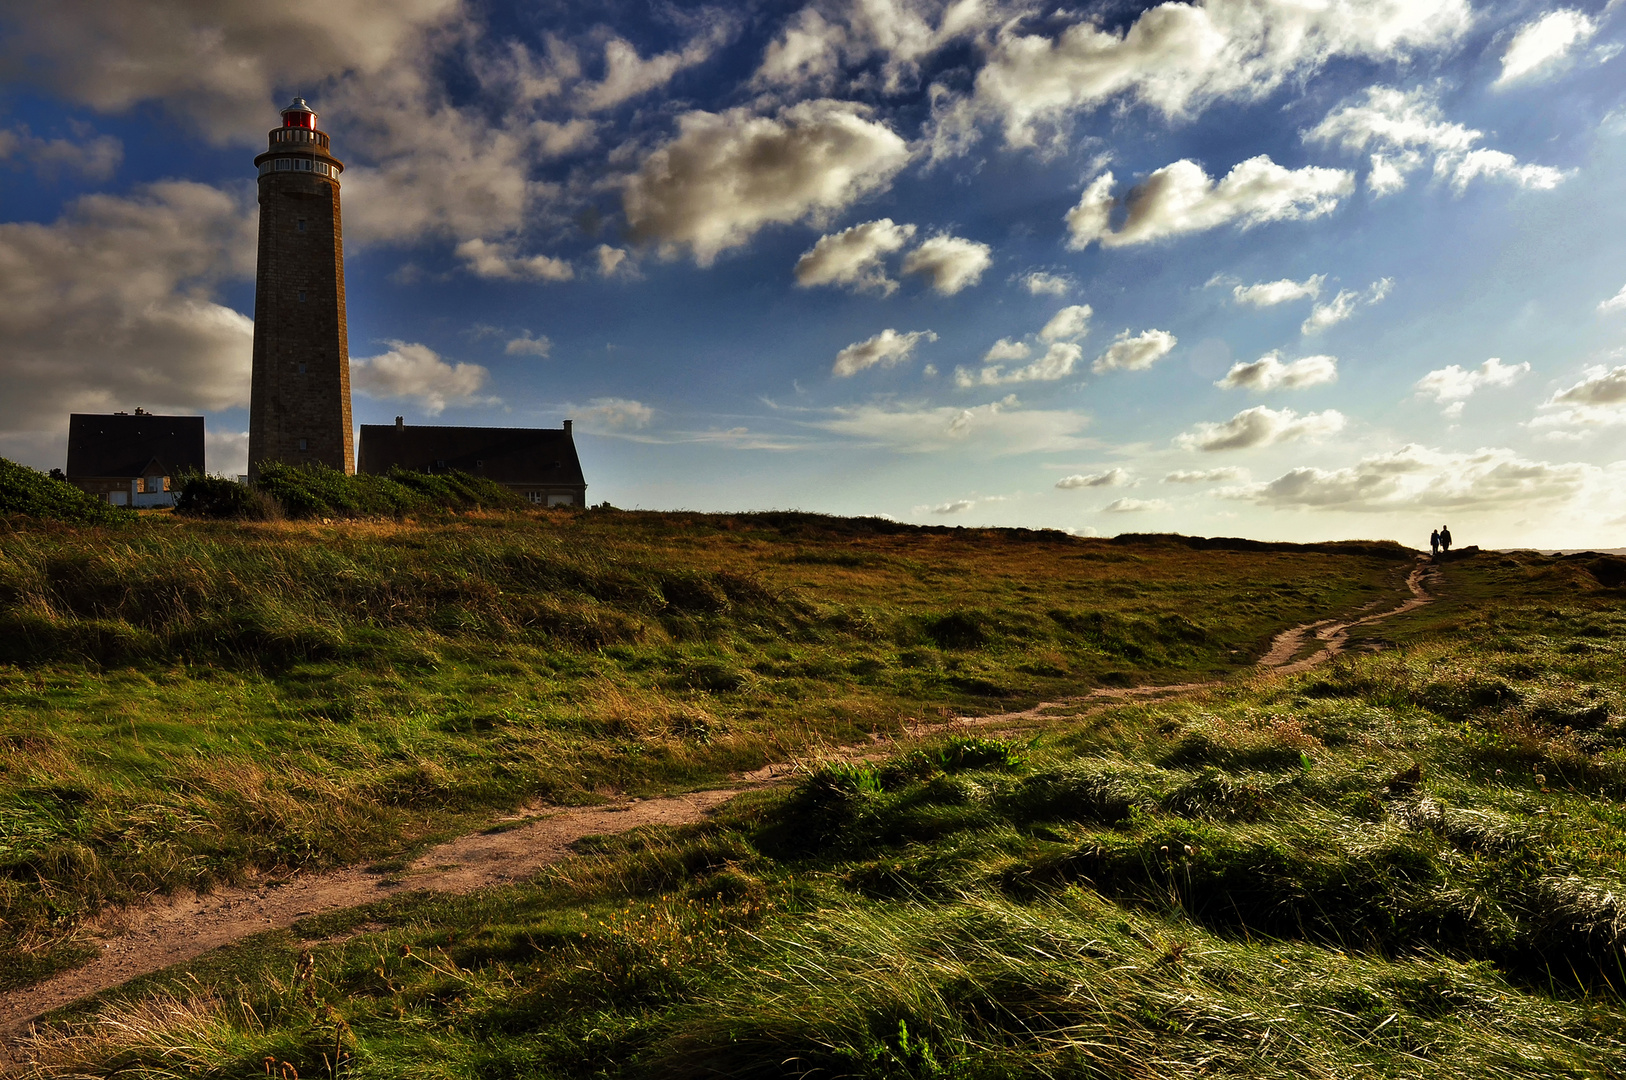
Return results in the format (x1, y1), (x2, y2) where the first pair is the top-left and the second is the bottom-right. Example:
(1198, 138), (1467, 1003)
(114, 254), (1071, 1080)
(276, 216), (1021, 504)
(1440, 525), (1452, 553)
(1430, 528), (1440, 557)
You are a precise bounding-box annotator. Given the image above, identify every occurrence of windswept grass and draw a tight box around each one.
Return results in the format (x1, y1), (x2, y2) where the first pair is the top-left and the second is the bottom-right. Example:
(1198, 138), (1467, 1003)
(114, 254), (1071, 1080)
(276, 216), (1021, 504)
(14, 547), (1626, 1077)
(0, 512), (1411, 988)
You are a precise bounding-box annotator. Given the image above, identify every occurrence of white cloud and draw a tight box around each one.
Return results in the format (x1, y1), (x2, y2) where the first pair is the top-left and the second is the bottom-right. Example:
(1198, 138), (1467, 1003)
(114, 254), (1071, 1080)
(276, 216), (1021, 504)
(1551, 365), (1626, 407)
(1232, 444), (1592, 511)
(0, 0), (461, 141)
(983, 338), (1031, 362)
(931, 499), (977, 514)
(1307, 86), (1571, 197)
(0, 181), (257, 434)
(794, 218), (916, 294)
(1022, 271), (1072, 297)
(956, 342), (1084, 387)
(623, 99), (910, 265)
(1496, 9), (1598, 87)
(0, 125), (122, 179)
(575, 397), (654, 431)
(1093, 328), (1177, 373)
(351, 341), (492, 415)
(1056, 468), (1130, 489)
(1599, 284), (1626, 314)
(1232, 274), (1324, 307)
(812, 394), (1092, 454)
(832, 328), (937, 377)
(1177, 405), (1347, 451)
(1039, 304), (1093, 342)
(1530, 365), (1626, 433)
(964, 0), (1470, 149)
(505, 332), (553, 357)
(596, 245), (632, 278)
(206, 428), (251, 478)
(1065, 157), (1353, 250)
(1164, 467), (1246, 483)
(752, 0), (997, 97)
(1102, 497), (1167, 513)
(574, 22), (734, 112)
(1414, 357), (1529, 404)
(455, 238), (574, 282)
(1302, 278), (1392, 335)
(1442, 148), (1569, 193)
(1218, 352), (1338, 391)
(900, 233), (993, 295)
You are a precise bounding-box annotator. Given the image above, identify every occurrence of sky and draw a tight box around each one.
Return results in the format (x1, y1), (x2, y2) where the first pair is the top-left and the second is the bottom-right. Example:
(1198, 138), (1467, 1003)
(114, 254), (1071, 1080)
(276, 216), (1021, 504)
(2, 0), (1625, 546)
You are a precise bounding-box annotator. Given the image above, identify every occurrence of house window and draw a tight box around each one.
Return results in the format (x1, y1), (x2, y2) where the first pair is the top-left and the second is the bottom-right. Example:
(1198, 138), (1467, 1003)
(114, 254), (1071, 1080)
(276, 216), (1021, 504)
(527, 491), (545, 504)
(299, 438), (308, 451)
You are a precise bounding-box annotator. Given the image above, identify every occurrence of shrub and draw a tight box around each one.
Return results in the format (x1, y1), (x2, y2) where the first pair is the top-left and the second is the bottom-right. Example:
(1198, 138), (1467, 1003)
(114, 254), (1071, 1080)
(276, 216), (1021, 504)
(0, 458), (122, 525)
(173, 474), (282, 520)
(251, 462), (525, 518)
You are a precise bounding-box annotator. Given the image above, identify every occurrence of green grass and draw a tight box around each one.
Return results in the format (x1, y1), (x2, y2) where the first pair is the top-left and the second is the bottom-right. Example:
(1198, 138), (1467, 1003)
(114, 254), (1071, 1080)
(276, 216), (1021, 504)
(16, 546), (1626, 1078)
(0, 512), (1413, 990)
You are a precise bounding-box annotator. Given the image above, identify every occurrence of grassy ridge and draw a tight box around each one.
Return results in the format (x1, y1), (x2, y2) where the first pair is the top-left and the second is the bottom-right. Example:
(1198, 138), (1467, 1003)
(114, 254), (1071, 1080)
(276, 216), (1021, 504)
(0, 512), (1410, 989)
(21, 550), (1626, 1078)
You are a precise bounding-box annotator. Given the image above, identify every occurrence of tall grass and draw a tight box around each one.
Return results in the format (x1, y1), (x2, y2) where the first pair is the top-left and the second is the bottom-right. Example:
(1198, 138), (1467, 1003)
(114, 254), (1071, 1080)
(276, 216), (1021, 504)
(0, 512), (1414, 990)
(17, 548), (1626, 1078)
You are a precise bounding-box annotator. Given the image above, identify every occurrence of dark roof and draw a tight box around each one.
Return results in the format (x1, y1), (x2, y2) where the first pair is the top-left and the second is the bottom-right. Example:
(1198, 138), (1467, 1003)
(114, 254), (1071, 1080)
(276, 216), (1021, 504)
(357, 424), (585, 487)
(66, 413), (205, 478)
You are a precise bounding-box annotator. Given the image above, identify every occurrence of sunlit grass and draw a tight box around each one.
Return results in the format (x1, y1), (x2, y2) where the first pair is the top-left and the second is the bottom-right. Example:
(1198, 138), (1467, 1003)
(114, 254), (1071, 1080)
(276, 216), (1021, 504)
(20, 547), (1626, 1078)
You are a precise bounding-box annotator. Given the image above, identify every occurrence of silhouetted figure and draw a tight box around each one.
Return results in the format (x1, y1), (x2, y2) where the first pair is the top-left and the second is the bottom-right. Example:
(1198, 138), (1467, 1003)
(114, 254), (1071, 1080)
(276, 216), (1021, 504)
(1430, 529), (1440, 557)
(1440, 525), (1452, 553)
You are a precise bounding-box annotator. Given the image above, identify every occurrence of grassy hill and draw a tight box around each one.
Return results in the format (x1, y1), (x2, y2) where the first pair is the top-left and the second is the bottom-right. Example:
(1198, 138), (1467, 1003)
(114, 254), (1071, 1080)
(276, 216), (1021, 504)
(19, 515), (1626, 1078)
(0, 511), (1412, 993)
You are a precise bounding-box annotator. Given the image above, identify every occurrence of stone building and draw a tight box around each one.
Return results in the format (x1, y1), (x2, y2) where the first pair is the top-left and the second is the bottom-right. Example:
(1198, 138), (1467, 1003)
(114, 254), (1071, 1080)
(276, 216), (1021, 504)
(357, 419), (587, 507)
(248, 97), (352, 479)
(65, 410), (205, 507)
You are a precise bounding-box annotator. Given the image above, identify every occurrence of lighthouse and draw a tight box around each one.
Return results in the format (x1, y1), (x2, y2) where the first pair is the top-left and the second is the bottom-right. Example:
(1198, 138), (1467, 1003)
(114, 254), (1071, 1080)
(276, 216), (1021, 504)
(248, 97), (353, 478)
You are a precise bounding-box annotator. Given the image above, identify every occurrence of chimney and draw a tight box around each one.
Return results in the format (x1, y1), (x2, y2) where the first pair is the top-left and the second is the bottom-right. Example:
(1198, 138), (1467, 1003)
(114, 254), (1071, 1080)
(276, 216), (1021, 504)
(563, 419), (573, 435)
(395, 416), (403, 431)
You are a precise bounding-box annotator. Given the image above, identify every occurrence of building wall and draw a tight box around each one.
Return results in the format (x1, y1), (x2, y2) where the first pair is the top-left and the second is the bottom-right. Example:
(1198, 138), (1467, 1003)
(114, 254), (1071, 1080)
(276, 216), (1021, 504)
(248, 144), (352, 478)
(70, 476), (178, 508)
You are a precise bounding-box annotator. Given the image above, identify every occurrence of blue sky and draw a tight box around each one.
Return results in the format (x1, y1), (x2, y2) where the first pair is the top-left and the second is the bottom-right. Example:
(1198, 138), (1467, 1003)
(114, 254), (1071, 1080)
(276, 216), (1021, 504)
(2, 0), (1625, 545)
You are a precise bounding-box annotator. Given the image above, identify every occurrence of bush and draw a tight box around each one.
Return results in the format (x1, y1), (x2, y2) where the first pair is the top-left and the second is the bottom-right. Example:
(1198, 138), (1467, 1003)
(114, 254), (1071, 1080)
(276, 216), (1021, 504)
(0, 458), (122, 525)
(173, 474), (281, 520)
(250, 462), (526, 519)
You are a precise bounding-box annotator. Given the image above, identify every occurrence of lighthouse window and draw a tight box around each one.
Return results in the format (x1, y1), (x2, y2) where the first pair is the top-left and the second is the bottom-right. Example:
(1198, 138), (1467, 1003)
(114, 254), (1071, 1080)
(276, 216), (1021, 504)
(297, 220), (306, 232)
(298, 290), (306, 302)
(298, 363), (307, 374)
(299, 439), (308, 451)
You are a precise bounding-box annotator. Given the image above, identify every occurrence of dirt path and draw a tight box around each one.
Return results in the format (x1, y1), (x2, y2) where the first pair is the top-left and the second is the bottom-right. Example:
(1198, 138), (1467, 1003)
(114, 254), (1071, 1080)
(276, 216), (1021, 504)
(1, 559), (1436, 1052)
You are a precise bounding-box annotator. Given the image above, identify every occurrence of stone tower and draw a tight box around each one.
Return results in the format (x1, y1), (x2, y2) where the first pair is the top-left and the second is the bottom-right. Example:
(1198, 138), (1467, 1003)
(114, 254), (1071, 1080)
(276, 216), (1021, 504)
(248, 97), (352, 478)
